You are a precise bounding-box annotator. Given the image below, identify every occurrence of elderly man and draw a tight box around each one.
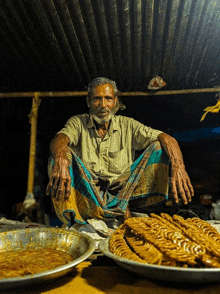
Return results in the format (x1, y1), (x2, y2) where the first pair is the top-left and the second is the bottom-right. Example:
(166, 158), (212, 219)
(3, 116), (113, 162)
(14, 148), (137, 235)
(46, 77), (194, 226)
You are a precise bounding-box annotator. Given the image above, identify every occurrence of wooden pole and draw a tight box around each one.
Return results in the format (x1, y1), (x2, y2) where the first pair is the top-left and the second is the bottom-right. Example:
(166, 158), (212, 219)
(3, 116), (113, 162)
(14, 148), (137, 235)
(26, 93), (41, 196)
(0, 87), (220, 98)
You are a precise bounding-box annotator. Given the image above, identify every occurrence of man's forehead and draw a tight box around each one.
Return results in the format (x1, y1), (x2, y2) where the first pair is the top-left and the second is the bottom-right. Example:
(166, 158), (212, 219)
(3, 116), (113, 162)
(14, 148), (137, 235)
(91, 83), (115, 96)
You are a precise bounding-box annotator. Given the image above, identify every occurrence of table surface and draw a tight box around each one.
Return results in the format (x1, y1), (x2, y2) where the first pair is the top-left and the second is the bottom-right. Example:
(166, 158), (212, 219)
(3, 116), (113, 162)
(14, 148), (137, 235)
(2, 258), (220, 294)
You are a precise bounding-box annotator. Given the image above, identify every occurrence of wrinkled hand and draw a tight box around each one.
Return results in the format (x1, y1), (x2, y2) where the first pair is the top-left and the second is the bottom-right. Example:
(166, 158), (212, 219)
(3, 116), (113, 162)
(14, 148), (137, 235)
(46, 157), (71, 201)
(158, 133), (194, 205)
(170, 162), (194, 205)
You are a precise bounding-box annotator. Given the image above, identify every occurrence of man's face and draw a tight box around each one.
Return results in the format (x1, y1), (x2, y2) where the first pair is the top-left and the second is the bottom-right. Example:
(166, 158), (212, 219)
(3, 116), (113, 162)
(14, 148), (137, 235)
(88, 84), (118, 124)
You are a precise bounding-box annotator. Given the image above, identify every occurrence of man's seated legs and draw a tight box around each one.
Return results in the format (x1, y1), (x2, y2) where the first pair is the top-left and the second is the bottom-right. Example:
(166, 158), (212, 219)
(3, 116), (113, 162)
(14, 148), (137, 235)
(48, 140), (170, 226)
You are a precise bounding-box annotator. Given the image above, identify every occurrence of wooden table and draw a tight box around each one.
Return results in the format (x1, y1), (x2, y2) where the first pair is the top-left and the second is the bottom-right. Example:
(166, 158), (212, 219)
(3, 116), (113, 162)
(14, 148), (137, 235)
(3, 258), (220, 294)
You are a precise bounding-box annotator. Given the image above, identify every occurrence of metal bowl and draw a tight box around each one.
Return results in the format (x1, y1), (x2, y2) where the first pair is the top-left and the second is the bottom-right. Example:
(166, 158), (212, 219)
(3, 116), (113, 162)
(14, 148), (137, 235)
(0, 227), (95, 290)
(99, 238), (220, 283)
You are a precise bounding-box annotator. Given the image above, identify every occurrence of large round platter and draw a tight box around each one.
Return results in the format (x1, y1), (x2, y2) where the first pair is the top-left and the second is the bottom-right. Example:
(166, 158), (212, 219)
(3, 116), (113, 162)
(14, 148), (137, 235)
(99, 238), (220, 283)
(0, 227), (95, 290)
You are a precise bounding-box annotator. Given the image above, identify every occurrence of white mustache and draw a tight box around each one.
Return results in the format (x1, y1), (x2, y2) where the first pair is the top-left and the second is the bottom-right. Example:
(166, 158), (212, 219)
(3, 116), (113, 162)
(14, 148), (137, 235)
(98, 109), (109, 113)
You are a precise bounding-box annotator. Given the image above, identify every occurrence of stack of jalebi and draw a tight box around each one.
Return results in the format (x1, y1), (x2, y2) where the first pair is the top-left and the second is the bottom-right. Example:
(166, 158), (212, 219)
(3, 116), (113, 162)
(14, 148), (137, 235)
(109, 213), (220, 268)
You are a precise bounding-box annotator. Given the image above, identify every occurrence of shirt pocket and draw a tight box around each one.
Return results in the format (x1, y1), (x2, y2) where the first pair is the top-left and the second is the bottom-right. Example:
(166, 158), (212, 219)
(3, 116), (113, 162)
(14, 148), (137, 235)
(108, 148), (128, 174)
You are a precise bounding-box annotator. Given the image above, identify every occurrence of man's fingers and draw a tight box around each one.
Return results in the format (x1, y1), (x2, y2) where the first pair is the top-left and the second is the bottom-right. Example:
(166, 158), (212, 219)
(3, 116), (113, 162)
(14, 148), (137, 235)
(56, 176), (71, 201)
(188, 179), (194, 197)
(176, 179), (188, 205)
(46, 181), (52, 196)
(47, 161), (71, 201)
(171, 179), (179, 203)
(64, 193), (70, 202)
(183, 181), (192, 203)
(46, 176), (56, 196)
(184, 172), (194, 198)
(170, 167), (195, 205)
(64, 177), (71, 201)
(171, 179), (189, 205)
(179, 185), (189, 205)
(176, 179), (191, 205)
(51, 176), (59, 199)
(55, 179), (66, 201)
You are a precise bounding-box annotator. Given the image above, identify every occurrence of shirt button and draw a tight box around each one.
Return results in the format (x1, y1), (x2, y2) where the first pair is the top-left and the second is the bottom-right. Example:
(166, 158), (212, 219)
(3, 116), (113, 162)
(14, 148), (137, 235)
(94, 165), (100, 173)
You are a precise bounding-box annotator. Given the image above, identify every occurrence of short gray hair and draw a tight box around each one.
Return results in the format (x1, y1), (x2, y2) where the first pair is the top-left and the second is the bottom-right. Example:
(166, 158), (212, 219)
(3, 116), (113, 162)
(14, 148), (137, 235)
(87, 77), (118, 97)
(87, 77), (126, 111)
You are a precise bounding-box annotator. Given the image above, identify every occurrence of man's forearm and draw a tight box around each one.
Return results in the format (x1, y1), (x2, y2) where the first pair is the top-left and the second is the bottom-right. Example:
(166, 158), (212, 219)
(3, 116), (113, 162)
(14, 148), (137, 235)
(158, 133), (184, 167)
(50, 133), (70, 159)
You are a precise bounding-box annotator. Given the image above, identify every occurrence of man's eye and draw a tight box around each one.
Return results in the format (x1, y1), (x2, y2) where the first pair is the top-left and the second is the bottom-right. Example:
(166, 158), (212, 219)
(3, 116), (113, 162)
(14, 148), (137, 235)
(106, 97), (113, 100)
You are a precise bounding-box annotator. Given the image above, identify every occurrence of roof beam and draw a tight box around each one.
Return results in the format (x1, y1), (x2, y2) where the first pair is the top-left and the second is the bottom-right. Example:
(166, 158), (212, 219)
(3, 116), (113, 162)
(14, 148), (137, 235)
(0, 87), (220, 98)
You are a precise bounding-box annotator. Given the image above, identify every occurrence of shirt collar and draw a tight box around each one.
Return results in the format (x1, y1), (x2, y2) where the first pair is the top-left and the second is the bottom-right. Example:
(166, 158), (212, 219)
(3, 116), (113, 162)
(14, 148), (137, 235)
(109, 115), (120, 135)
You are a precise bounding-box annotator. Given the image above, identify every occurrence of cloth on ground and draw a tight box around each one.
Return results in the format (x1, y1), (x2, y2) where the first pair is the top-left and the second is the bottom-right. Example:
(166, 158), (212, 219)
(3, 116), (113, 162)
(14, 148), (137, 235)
(67, 212), (149, 249)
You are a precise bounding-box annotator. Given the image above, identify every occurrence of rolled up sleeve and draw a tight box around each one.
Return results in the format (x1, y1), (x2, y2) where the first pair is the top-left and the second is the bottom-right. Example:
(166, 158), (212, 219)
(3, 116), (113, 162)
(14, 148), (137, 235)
(131, 119), (163, 150)
(57, 116), (81, 147)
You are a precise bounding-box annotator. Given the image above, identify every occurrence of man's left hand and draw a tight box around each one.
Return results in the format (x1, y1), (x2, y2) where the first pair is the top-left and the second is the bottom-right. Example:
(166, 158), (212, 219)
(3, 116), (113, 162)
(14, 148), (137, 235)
(170, 161), (194, 204)
(158, 133), (194, 205)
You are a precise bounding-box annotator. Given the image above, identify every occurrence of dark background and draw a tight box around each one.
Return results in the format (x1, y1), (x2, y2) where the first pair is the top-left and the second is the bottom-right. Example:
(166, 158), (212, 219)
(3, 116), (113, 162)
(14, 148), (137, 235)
(1, 0), (220, 219)
(1, 93), (219, 220)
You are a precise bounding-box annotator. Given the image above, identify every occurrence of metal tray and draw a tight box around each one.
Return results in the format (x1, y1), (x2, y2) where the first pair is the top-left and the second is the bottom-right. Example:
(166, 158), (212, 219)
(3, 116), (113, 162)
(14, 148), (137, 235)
(0, 227), (96, 290)
(99, 238), (220, 283)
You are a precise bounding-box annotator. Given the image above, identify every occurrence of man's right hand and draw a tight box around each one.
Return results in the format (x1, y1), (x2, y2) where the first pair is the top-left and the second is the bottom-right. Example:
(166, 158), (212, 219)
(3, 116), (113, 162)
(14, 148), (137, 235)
(46, 133), (71, 201)
(46, 157), (71, 201)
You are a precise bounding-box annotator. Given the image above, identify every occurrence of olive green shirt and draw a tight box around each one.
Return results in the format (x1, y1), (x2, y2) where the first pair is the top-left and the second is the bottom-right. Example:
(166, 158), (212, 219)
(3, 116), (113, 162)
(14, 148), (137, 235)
(58, 114), (163, 184)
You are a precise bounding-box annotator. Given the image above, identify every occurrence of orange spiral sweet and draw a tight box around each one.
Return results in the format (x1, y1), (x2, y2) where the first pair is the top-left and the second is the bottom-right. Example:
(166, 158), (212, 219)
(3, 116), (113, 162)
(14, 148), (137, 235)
(109, 213), (220, 268)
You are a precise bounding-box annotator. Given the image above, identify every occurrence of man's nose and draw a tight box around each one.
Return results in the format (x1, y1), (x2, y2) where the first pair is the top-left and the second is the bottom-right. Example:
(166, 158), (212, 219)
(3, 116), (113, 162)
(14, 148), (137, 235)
(100, 97), (107, 107)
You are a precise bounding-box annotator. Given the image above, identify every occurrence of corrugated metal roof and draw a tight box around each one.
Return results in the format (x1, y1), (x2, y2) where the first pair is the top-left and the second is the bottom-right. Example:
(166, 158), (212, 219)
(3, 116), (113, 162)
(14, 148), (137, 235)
(1, 0), (220, 92)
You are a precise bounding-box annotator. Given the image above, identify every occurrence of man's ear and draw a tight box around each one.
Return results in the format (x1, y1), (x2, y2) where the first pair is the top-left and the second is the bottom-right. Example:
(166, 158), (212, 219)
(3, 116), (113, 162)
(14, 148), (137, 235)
(86, 96), (91, 108)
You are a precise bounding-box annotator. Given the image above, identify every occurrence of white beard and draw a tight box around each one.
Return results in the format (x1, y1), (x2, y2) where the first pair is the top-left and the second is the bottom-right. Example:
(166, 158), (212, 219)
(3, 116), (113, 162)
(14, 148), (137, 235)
(89, 99), (119, 125)
(90, 113), (113, 125)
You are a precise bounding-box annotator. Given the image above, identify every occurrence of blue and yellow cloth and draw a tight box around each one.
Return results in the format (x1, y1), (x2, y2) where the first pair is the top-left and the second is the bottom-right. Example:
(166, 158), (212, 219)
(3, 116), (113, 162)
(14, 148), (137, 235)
(48, 141), (169, 225)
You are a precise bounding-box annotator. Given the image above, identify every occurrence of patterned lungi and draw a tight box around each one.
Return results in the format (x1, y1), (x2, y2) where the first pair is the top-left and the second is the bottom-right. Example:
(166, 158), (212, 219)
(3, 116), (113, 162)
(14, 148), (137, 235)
(48, 141), (169, 225)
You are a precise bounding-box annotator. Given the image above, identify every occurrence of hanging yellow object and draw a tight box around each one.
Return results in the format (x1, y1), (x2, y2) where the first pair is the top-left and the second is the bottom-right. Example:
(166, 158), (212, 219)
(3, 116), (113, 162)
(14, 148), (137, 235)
(200, 99), (220, 122)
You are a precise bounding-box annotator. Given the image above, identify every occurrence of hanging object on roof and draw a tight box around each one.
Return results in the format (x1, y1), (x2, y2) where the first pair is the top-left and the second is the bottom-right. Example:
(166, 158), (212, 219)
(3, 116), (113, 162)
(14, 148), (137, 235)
(147, 76), (166, 90)
(200, 94), (220, 122)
